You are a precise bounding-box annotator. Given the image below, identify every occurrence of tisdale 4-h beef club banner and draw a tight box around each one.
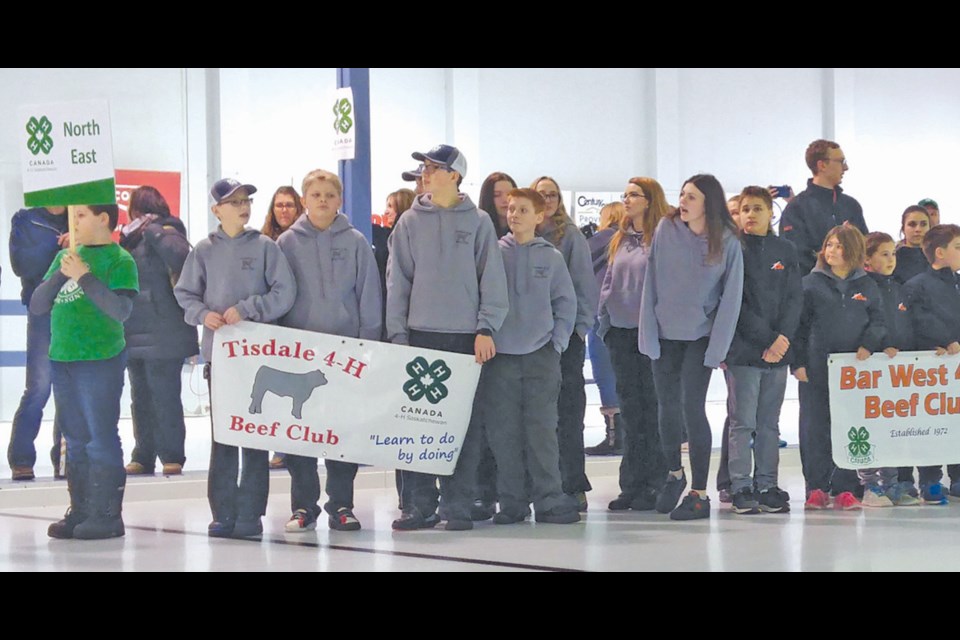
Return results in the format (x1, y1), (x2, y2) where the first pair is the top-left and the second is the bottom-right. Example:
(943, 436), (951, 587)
(211, 322), (481, 475)
(829, 351), (960, 468)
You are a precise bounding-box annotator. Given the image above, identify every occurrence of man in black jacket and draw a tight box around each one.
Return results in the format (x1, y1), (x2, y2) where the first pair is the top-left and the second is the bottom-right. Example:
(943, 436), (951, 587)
(779, 139), (868, 275)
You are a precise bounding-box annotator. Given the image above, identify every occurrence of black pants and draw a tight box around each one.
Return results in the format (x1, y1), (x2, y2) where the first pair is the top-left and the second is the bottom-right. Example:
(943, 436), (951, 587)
(798, 377), (859, 496)
(396, 330), (485, 520)
(286, 455), (359, 518)
(605, 328), (665, 497)
(557, 333), (591, 494)
(128, 358), (187, 468)
(651, 338), (714, 491)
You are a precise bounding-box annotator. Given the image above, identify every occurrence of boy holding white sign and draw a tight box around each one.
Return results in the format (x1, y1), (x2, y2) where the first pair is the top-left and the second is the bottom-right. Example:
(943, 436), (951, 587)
(30, 204), (139, 539)
(276, 170), (381, 533)
(903, 223), (960, 502)
(174, 178), (296, 539)
(484, 189), (579, 524)
(386, 144), (509, 531)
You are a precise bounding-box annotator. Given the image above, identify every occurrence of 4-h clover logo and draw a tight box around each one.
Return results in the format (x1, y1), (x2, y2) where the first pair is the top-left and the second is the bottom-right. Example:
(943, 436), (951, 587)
(848, 426), (871, 457)
(403, 356), (452, 405)
(332, 98), (353, 134)
(26, 116), (54, 156)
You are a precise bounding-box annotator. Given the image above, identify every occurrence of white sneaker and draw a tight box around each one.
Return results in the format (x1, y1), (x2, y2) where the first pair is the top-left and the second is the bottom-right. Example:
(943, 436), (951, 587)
(862, 487), (893, 508)
(284, 508), (318, 532)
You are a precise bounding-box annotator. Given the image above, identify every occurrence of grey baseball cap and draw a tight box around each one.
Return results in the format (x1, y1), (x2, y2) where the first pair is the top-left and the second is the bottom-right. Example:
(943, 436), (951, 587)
(411, 144), (467, 178)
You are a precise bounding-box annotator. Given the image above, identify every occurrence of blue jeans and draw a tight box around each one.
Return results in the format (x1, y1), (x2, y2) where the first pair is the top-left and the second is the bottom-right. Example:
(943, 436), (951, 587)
(587, 327), (619, 409)
(51, 351), (127, 471)
(8, 311), (61, 468)
(725, 365), (787, 492)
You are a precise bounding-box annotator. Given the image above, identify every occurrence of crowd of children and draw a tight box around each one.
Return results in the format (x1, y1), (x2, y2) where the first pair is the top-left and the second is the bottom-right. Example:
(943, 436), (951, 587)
(13, 138), (960, 540)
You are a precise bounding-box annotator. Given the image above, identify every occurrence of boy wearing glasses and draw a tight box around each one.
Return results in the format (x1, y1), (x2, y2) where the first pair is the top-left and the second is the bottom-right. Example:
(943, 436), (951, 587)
(175, 178), (296, 539)
(386, 145), (509, 531)
(779, 139), (868, 276)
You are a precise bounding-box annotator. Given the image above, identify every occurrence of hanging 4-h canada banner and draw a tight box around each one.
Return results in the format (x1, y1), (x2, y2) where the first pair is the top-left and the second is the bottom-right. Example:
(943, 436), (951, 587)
(211, 322), (481, 475)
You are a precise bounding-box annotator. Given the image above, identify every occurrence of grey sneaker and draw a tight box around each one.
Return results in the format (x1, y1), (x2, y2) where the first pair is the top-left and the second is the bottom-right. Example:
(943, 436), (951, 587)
(731, 488), (760, 514)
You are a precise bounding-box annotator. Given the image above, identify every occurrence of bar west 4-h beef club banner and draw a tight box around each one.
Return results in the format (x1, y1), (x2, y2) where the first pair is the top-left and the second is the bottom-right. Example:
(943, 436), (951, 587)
(829, 351), (960, 468)
(211, 322), (481, 475)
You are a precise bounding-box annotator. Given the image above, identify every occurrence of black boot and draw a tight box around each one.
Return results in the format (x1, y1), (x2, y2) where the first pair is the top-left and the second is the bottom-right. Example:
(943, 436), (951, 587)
(48, 459), (89, 539)
(585, 413), (624, 456)
(73, 465), (126, 540)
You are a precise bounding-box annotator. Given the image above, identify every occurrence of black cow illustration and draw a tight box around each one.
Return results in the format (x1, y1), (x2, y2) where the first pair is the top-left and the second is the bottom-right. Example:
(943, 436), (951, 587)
(249, 366), (328, 419)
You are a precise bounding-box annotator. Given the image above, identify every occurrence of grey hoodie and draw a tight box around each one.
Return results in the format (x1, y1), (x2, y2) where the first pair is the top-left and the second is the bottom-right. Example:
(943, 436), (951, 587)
(386, 193), (508, 344)
(537, 215), (599, 338)
(174, 227), (296, 361)
(597, 226), (648, 339)
(495, 234), (576, 356)
(638, 216), (744, 369)
(276, 213), (381, 340)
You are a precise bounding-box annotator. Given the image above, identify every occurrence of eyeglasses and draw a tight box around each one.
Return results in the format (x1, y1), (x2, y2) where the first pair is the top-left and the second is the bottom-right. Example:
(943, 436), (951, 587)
(538, 192), (560, 202)
(221, 198), (253, 207)
(419, 163), (451, 175)
(621, 192), (646, 202)
(826, 157), (848, 166)
(274, 203), (297, 210)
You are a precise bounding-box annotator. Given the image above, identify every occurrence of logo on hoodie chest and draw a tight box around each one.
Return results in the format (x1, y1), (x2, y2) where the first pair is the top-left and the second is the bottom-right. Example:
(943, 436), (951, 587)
(240, 257), (257, 271)
(331, 248), (347, 261)
(455, 231), (472, 245)
(771, 261), (785, 271)
(533, 266), (550, 279)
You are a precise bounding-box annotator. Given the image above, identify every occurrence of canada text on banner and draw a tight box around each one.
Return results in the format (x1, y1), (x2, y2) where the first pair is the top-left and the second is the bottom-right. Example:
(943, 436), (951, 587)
(829, 351), (960, 468)
(210, 322), (481, 475)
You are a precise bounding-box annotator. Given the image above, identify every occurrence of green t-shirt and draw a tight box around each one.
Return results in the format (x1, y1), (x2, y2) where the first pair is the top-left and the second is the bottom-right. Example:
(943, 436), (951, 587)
(43, 244), (139, 362)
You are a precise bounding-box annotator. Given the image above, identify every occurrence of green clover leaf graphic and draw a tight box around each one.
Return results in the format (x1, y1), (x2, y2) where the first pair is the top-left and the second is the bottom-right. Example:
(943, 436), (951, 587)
(848, 426), (871, 457)
(403, 357), (452, 405)
(332, 98), (353, 134)
(26, 116), (54, 156)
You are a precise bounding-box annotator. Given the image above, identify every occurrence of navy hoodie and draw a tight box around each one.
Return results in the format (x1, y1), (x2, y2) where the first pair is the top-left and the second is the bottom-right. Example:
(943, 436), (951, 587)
(793, 265), (885, 381)
(903, 266), (960, 350)
(868, 271), (914, 351)
(779, 179), (867, 275)
(893, 245), (928, 285)
(8, 207), (68, 305)
(725, 232), (803, 368)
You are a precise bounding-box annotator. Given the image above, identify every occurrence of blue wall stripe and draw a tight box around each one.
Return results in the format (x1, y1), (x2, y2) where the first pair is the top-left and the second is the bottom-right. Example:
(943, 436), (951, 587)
(0, 352), (27, 367)
(0, 300), (27, 316)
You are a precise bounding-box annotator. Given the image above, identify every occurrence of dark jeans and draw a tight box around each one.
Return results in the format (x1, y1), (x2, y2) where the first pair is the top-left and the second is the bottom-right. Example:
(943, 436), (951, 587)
(8, 311), (61, 468)
(204, 364), (268, 524)
(651, 338), (713, 491)
(798, 377), (859, 496)
(474, 430), (498, 505)
(128, 358), (187, 468)
(605, 328), (665, 497)
(396, 330), (485, 521)
(286, 455), (359, 518)
(558, 333), (591, 494)
(917, 464), (960, 487)
(51, 351), (126, 473)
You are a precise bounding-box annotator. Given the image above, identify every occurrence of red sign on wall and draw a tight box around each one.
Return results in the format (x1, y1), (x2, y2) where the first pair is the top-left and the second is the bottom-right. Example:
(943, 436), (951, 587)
(114, 169), (182, 235)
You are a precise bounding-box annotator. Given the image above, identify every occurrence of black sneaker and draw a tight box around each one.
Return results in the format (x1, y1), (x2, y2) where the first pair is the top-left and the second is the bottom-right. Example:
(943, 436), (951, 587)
(470, 499), (496, 521)
(493, 510), (527, 525)
(757, 487), (791, 513)
(208, 520), (236, 538)
(628, 489), (658, 511)
(730, 488), (760, 514)
(669, 492), (711, 521)
(444, 518), (473, 531)
(535, 506), (580, 524)
(656, 471), (687, 514)
(608, 495), (633, 511)
(231, 518), (263, 539)
(328, 507), (361, 531)
(392, 507), (439, 531)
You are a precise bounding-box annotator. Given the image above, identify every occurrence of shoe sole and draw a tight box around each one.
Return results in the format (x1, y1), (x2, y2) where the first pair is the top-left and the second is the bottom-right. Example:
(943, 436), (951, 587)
(731, 505), (761, 514)
(328, 521), (361, 532)
(536, 515), (581, 524)
(758, 505), (789, 513)
(284, 523), (318, 532)
(444, 521), (474, 531)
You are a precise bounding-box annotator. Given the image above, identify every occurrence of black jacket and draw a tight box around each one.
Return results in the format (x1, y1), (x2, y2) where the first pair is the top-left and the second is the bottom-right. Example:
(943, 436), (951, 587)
(793, 265), (885, 381)
(120, 216), (199, 360)
(903, 266), (960, 350)
(8, 207), (68, 305)
(779, 179), (867, 276)
(726, 232), (803, 368)
(893, 245), (928, 285)
(868, 272), (914, 351)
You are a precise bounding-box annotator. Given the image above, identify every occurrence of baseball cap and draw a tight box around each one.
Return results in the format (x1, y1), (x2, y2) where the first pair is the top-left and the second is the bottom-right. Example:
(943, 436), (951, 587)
(401, 166), (422, 182)
(918, 198), (939, 210)
(411, 144), (467, 178)
(211, 178), (257, 204)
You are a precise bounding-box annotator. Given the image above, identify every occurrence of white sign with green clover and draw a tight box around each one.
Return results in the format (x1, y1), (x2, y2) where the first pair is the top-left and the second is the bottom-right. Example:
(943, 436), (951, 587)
(331, 87), (356, 161)
(829, 351), (960, 468)
(18, 99), (115, 206)
(211, 322), (481, 475)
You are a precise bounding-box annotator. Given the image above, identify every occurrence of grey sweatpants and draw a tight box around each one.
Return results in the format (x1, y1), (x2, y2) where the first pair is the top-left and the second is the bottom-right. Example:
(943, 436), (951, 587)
(724, 365), (788, 493)
(483, 343), (568, 516)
